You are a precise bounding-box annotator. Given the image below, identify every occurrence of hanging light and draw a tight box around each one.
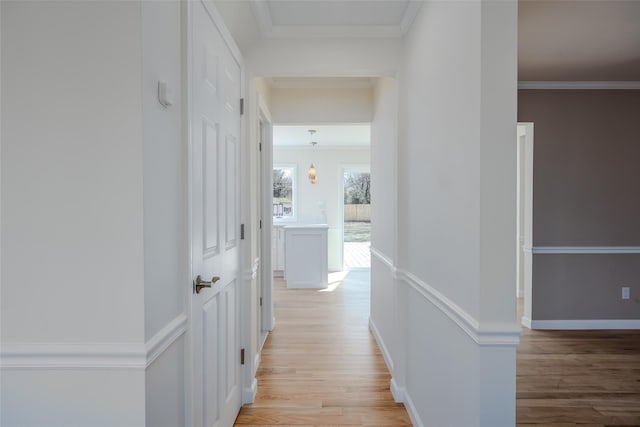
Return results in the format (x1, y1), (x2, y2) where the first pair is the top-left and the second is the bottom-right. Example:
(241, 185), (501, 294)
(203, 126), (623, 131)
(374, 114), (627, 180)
(307, 129), (318, 184)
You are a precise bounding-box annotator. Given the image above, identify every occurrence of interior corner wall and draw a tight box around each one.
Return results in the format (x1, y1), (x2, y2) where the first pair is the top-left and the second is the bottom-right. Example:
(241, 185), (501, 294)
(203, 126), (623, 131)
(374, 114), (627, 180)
(518, 89), (640, 323)
(369, 77), (399, 376)
(141, 1), (187, 425)
(1, 1), (146, 425)
(142, 0), (185, 344)
(395, 1), (518, 426)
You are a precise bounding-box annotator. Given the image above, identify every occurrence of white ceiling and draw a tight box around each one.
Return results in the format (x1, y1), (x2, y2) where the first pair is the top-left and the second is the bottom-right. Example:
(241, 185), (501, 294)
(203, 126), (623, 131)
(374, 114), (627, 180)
(273, 124), (371, 148)
(215, 0), (640, 81)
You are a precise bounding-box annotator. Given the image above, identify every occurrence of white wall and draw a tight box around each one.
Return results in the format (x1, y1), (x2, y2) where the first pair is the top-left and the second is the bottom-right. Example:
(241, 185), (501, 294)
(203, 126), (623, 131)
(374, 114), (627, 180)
(245, 37), (402, 78)
(392, 1), (519, 425)
(271, 87), (373, 124)
(221, 2), (520, 425)
(369, 77), (399, 383)
(274, 147), (370, 272)
(141, 1), (187, 425)
(1, 2), (187, 425)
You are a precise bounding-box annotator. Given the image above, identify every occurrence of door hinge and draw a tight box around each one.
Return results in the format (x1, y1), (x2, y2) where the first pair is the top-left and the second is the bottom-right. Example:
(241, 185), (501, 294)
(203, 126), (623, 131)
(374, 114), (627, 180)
(240, 223), (245, 240)
(240, 348), (245, 365)
(259, 297), (263, 306)
(259, 142), (262, 152)
(240, 98), (244, 115)
(259, 219), (262, 230)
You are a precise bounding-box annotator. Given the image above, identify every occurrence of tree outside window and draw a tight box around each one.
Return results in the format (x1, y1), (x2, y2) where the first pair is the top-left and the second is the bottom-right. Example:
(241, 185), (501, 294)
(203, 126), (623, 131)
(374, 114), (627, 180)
(273, 165), (295, 219)
(344, 172), (370, 205)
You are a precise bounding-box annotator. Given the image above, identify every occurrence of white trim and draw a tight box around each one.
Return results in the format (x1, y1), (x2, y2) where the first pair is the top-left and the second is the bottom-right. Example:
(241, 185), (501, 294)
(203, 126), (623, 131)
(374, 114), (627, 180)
(369, 248), (521, 347)
(402, 387), (425, 427)
(370, 246), (396, 275)
(242, 378), (258, 404)
(518, 81), (640, 90)
(532, 246), (640, 254)
(249, 0), (420, 39)
(273, 144), (370, 151)
(249, 0), (273, 37)
(399, 270), (521, 346)
(521, 316), (532, 329)
(1, 314), (188, 370)
(145, 314), (188, 368)
(201, 0), (243, 66)
(531, 319), (640, 330)
(368, 318), (394, 373)
(399, 1), (423, 35)
(0, 343), (146, 370)
(390, 378), (404, 403)
(244, 257), (260, 281)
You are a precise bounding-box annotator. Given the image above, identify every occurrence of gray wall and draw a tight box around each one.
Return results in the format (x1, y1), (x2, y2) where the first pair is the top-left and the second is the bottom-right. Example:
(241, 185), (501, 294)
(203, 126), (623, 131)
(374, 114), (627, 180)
(519, 90), (640, 321)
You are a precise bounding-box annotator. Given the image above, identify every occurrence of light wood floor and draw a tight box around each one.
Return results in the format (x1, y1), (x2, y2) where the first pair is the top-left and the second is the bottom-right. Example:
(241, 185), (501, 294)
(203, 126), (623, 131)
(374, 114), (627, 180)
(234, 270), (411, 426)
(235, 278), (640, 426)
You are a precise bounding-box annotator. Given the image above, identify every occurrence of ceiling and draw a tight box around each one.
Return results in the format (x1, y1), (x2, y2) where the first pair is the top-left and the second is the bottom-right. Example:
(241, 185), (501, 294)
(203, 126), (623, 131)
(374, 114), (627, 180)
(273, 125), (371, 148)
(215, 0), (640, 81)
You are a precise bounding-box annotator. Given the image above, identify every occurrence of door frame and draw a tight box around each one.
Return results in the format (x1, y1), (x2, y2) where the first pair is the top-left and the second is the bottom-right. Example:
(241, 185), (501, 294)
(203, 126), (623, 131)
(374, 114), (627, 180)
(184, 1), (248, 424)
(517, 122), (534, 328)
(258, 96), (275, 337)
(340, 163), (371, 270)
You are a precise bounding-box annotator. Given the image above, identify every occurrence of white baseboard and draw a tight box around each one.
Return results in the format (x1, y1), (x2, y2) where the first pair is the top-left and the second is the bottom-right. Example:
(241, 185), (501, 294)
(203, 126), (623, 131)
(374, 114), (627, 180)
(368, 318), (394, 373)
(390, 377), (404, 403)
(521, 316), (532, 329)
(530, 319), (640, 330)
(242, 378), (258, 404)
(403, 388), (425, 427)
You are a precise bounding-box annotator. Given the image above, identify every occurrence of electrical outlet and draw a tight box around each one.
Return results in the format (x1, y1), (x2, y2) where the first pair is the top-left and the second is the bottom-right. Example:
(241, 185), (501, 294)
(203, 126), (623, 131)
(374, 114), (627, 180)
(622, 286), (630, 300)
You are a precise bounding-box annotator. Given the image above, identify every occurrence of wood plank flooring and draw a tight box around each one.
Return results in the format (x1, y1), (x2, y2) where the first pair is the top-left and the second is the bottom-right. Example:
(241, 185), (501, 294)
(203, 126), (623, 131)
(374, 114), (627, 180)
(516, 302), (640, 427)
(235, 278), (640, 426)
(234, 270), (411, 426)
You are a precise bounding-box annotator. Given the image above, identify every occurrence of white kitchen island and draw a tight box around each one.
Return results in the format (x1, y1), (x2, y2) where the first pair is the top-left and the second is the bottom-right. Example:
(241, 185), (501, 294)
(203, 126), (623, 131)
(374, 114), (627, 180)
(283, 224), (329, 289)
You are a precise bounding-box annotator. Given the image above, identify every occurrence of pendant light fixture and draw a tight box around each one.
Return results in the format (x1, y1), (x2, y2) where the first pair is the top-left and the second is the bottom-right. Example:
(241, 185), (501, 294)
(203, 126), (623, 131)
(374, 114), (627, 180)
(308, 129), (318, 184)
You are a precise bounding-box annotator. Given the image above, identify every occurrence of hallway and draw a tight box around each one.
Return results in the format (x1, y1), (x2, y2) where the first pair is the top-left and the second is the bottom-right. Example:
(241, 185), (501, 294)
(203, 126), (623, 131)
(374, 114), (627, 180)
(235, 270), (411, 425)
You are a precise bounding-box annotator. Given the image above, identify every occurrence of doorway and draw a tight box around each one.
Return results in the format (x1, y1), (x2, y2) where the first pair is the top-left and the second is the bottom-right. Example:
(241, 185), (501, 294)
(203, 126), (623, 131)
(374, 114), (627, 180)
(342, 166), (371, 270)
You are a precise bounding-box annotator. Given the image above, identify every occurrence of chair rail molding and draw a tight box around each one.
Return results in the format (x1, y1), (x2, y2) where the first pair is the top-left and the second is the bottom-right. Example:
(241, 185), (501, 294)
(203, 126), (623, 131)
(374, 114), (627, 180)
(1, 313), (188, 370)
(530, 246), (640, 254)
(518, 81), (640, 90)
(370, 248), (521, 347)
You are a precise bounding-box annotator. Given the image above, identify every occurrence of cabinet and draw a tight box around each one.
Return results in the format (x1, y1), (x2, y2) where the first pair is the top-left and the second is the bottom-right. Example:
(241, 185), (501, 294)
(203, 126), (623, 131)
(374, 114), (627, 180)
(284, 225), (329, 289)
(272, 225), (285, 276)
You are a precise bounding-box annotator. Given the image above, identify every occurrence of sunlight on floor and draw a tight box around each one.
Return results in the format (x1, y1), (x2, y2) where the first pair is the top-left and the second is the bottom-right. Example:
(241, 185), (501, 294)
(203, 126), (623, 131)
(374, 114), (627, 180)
(318, 270), (350, 292)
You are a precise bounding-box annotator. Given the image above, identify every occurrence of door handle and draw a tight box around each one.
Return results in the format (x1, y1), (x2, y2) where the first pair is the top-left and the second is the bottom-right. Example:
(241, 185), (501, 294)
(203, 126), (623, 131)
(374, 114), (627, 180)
(194, 275), (221, 294)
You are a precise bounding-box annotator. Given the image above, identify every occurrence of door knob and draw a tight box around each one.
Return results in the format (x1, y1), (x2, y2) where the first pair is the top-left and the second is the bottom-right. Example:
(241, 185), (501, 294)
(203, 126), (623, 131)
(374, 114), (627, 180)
(194, 275), (220, 294)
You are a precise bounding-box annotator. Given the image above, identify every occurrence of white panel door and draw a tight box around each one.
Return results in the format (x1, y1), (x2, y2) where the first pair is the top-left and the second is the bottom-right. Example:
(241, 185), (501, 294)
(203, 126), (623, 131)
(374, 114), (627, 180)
(190, 1), (241, 426)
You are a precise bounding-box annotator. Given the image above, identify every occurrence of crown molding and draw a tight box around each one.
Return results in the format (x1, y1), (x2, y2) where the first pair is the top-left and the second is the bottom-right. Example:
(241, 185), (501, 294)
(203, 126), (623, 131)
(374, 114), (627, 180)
(249, 0), (420, 39)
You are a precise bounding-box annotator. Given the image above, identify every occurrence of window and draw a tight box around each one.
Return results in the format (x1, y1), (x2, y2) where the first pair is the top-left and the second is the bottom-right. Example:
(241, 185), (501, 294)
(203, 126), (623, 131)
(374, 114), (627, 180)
(273, 165), (296, 220)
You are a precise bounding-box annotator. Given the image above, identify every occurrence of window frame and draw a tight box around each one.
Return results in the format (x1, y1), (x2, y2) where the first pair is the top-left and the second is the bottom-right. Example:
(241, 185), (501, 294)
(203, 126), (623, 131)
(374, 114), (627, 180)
(272, 163), (297, 223)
